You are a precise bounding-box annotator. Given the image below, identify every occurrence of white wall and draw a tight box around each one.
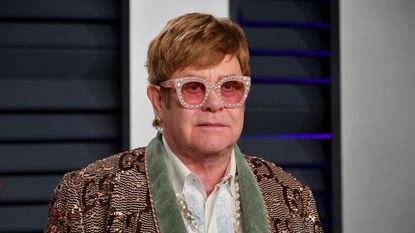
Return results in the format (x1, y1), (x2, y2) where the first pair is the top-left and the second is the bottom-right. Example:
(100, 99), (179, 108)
(129, 0), (229, 148)
(341, 0), (415, 232)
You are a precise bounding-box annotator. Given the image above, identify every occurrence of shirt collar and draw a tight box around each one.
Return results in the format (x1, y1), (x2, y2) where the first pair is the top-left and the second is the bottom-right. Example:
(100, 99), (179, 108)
(162, 135), (236, 193)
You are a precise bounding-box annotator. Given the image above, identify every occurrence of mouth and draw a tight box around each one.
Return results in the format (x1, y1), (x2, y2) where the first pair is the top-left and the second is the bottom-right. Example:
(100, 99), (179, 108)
(197, 122), (227, 127)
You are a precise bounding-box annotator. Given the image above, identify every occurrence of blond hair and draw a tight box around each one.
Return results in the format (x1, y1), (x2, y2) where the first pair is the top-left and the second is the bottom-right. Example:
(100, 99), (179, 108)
(146, 13), (250, 127)
(146, 12), (250, 84)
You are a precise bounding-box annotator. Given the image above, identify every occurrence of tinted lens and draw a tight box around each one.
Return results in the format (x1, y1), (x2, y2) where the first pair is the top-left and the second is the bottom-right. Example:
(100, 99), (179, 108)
(220, 80), (245, 104)
(181, 81), (206, 105)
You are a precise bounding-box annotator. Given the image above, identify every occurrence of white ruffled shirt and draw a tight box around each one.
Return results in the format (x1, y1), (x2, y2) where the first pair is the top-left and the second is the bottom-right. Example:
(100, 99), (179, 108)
(162, 136), (240, 233)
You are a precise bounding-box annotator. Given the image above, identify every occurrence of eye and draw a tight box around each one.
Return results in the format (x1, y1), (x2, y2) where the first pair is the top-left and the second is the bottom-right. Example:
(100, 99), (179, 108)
(221, 81), (243, 91)
(182, 81), (205, 94)
(189, 82), (201, 90)
(223, 82), (232, 89)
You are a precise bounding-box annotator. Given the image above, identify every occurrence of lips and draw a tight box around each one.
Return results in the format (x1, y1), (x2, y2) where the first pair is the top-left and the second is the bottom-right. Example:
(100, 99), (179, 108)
(197, 122), (227, 127)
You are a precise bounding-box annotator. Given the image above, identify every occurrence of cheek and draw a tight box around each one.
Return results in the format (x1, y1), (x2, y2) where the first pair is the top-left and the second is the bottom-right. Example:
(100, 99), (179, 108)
(236, 108), (245, 121)
(231, 110), (245, 131)
(170, 109), (195, 131)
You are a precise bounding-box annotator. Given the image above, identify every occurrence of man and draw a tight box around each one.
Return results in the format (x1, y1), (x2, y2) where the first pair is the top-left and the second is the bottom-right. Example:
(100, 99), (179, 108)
(45, 13), (323, 233)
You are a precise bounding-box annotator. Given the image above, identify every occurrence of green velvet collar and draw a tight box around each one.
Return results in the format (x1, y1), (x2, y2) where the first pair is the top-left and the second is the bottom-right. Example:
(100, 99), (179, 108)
(146, 135), (187, 233)
(234, 145), (269, 233)
(146, 134), (269, 233)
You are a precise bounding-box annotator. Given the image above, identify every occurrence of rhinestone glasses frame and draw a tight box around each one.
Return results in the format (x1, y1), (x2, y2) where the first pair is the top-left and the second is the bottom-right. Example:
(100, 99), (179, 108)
(159, 76), (251, 109)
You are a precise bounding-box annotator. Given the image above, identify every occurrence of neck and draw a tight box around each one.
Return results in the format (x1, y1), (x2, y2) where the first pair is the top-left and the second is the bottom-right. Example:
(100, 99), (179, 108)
(177, 152), (231, 196)
(162, 135), (234, 196)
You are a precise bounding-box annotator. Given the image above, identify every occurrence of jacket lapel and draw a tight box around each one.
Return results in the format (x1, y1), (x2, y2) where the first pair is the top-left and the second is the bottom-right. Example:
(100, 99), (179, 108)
(146, 134), (187, 233)
(146, 135), (269, 233)
(235, 145), (270, 233)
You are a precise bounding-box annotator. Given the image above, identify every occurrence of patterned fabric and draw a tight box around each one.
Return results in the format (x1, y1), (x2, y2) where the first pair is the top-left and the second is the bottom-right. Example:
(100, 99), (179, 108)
(244, 156), (323, 232)
(45, 145), (323, 233)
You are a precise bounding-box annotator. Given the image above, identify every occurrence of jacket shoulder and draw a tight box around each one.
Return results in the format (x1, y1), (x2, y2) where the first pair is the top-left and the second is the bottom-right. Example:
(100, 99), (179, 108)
(243, 154), (305, 189)
(50, 146), (148, 206)
(45, 147), (154, 233)
(243, 154), (324, 232)
(78, 147), (147, 179)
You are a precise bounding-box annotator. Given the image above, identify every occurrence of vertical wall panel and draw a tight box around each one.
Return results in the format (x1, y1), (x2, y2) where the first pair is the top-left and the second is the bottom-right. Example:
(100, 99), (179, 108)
(231, 0), (340, 232)
(129, 0), (229, 147)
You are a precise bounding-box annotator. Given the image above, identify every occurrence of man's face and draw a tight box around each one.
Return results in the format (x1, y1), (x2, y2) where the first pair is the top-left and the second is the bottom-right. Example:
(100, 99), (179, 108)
(160, 55), (246, 158)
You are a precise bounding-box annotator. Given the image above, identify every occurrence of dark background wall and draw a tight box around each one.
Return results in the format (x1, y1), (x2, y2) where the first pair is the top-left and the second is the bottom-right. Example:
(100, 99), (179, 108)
(231, 0), (340, 232)
(0, 1), (128, 232)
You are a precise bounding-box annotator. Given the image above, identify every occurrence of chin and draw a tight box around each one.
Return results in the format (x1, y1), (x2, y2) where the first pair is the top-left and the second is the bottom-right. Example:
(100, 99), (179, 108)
(191, 135), (235, 155)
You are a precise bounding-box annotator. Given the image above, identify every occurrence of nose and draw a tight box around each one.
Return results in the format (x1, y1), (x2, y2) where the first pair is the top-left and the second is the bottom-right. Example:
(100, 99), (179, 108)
(201, 89), (224, 112)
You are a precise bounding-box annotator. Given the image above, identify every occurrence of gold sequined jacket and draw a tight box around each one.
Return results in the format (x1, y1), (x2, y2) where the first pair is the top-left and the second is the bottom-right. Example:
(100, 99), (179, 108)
(45, 135), (323, 233)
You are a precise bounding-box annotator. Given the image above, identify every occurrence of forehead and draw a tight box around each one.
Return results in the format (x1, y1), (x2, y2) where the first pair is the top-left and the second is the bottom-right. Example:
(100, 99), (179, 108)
(171, 55), (242, 80)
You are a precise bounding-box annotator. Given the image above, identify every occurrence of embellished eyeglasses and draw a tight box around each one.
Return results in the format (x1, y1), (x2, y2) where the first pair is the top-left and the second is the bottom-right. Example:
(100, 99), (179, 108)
(159, 76), (251, 109)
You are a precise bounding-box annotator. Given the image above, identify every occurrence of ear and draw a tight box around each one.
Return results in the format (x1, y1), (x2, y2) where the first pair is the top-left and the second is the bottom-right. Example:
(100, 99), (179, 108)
(147, 84), (164, 119)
